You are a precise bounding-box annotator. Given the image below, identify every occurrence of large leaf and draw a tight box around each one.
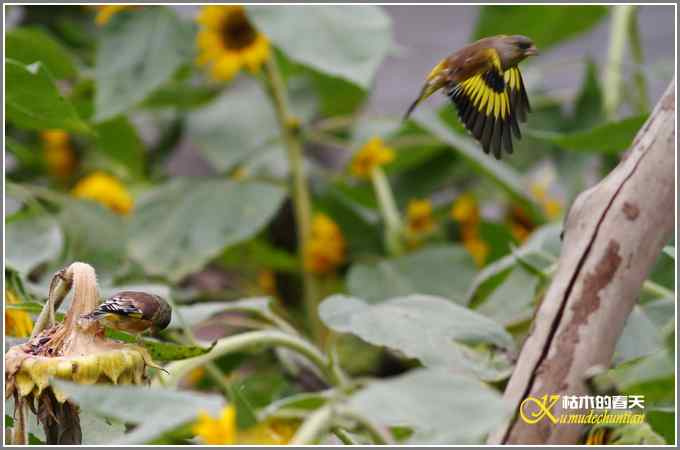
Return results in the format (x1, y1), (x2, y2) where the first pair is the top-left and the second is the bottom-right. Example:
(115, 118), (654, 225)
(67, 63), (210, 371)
(568, 59), (604, 130)
(106, 330), (215, 361)
(6, 27), (77, 79)
(474, 6), (608, 50)
(466, 224), (561, 305)
(6, 59), (89, 133)
(94, 116), (145, 178)
(187, 81), (281, 173)
(52, 380), (225, 444)
(319, 295), (515, 381)
(348, 368), (510, 444)
(169, 297), (281, 329)
(614, 305), (665, 364)
(347, 246), (476, 304)
(94, 7), (192, 121)
(5, 398), (126, 444)
(129, 178), (285, 282)
(605, 350), (674, 405)
(246, 6), (392, 88)
(550, 114), (648, 154)
(59, 200), (128, 283)
(412, 108), (546, 224)
(6, 211), (63, 276)
(220, 238), (299, 273)
(475, 266), (540, 327)
(662, 246), (674, 260)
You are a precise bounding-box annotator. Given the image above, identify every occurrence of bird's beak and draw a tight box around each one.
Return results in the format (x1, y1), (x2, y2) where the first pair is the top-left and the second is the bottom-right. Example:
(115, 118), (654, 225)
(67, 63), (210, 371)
(525, 45), (539, 56)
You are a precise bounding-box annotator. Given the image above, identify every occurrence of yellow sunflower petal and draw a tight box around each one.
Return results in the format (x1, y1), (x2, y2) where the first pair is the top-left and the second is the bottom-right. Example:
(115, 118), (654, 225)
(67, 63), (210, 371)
(242, 36), (270, 72)
(211, 54), (243, 81)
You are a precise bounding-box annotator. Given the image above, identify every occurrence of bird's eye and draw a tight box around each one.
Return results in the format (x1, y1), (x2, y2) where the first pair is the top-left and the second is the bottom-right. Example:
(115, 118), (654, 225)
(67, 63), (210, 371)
(518, 42), (532, 50)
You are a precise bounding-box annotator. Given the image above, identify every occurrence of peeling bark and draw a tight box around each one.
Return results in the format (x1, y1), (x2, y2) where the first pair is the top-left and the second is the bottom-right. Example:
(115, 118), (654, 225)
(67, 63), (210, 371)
(488, 78), (675, 444)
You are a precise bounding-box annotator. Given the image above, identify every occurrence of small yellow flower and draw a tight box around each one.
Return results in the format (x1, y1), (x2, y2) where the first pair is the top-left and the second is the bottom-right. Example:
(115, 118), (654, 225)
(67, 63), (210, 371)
(184, 367), (205, 386)
(193, 406), (236, 445)
(5, 289), (33, 338)
(230, 166), (248, 181)
(585, 427), (610, 445)
(257, 270), (278, 297)
(94, 5), (133, 26)
(543, 198), (562, 220)
(528, 166), (563, 220)
(71, 171), (133, 215)
(350, 137), (395, 178)
(41, 130), (76, 179)
(195, 6), (270, 82)
(509, 222), (531, 243)
(462, 233), (489, 267)
(406, 199), (435, 234)
(237, 419), (299, 444)
(450, 193), (480, 225)
(304, 213), (346, 275)
(451, 194), (488, 267)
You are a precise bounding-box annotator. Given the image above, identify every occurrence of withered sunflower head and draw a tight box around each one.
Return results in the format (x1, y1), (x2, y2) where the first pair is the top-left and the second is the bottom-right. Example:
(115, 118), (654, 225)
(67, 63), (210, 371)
(5, 262), (161, 443)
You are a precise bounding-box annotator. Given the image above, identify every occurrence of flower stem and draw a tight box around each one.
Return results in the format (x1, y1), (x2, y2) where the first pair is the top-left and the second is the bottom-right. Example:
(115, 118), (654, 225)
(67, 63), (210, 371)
(159, 330), (345, 388)
(627, 6), (649, 114)
(642, 280), (674, 299)
(336, 405), (393, 445)
(332, 427), (357, 445)
(290, 405), (334, 445)
(371, 167), (404, 256)
(263, 57), (323, 343)
(604, 5), (636, 120)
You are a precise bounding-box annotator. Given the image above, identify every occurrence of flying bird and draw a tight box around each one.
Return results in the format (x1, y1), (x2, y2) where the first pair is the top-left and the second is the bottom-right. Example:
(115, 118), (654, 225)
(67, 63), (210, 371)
(81, 291), (172, 336)
(404, 35), (538, 159)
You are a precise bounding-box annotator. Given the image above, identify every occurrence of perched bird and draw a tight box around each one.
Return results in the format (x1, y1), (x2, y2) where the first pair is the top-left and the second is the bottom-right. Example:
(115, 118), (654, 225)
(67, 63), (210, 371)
(80, 291), (172, 336)
(404, 35), (538, 159)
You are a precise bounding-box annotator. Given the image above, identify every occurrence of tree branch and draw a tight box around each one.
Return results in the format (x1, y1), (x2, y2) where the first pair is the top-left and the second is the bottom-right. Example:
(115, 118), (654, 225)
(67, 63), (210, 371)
(488, 77), (675, 444)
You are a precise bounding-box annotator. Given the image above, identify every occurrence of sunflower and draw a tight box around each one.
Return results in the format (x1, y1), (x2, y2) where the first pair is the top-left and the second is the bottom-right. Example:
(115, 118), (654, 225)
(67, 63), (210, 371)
(92, 5), (135, 26)
(196, 6), (270, 82)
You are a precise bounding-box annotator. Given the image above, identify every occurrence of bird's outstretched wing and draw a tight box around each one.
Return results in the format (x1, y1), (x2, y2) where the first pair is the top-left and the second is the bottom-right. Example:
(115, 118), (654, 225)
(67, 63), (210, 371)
(504, 66), (531, 125)
(447, 50), (530, 159)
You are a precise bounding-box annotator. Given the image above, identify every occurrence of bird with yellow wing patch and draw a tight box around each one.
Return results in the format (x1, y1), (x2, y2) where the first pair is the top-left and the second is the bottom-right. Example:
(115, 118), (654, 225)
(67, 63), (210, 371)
(404, 35), (538, 159)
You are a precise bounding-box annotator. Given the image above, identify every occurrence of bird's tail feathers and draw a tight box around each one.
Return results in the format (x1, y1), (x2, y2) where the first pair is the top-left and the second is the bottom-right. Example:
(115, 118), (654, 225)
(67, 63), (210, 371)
(403, 80), (445, 122)
(80, 309), (107, 320)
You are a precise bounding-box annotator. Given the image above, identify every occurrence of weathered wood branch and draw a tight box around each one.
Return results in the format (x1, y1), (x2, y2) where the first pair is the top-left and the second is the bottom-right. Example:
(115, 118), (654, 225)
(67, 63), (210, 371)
(488, 78), (675, 444)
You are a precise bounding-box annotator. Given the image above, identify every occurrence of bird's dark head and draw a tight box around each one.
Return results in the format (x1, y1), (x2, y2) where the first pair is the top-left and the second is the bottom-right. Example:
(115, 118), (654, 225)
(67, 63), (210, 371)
(497, 35), (538, 68)
(153, 296), (172, 332)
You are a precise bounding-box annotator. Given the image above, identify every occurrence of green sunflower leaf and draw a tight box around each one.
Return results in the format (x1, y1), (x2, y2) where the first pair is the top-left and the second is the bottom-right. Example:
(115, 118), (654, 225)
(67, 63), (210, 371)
(6, 27), (77, 79)
(474, 6), (608, 50)
(129, 178), (285, 282)
(94, 7), (192, 121)
(246, 5), (393, 89)
(6, 59), (90, 133)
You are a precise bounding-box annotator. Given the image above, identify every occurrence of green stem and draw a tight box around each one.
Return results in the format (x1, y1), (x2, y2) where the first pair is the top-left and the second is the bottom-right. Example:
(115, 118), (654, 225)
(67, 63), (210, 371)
(164, 298), (236, 402)
(627, 6), (649, 114)
(290, 405), (334, 444)
(263, 57), (323, 343)
(642, 280), (674, 299)
(332, 427), (357, 445)
(604, 5), (636, 120)
(370, 167), (404, 256)
(336, 406), (392, 445)
(159, 330), (343, 388)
